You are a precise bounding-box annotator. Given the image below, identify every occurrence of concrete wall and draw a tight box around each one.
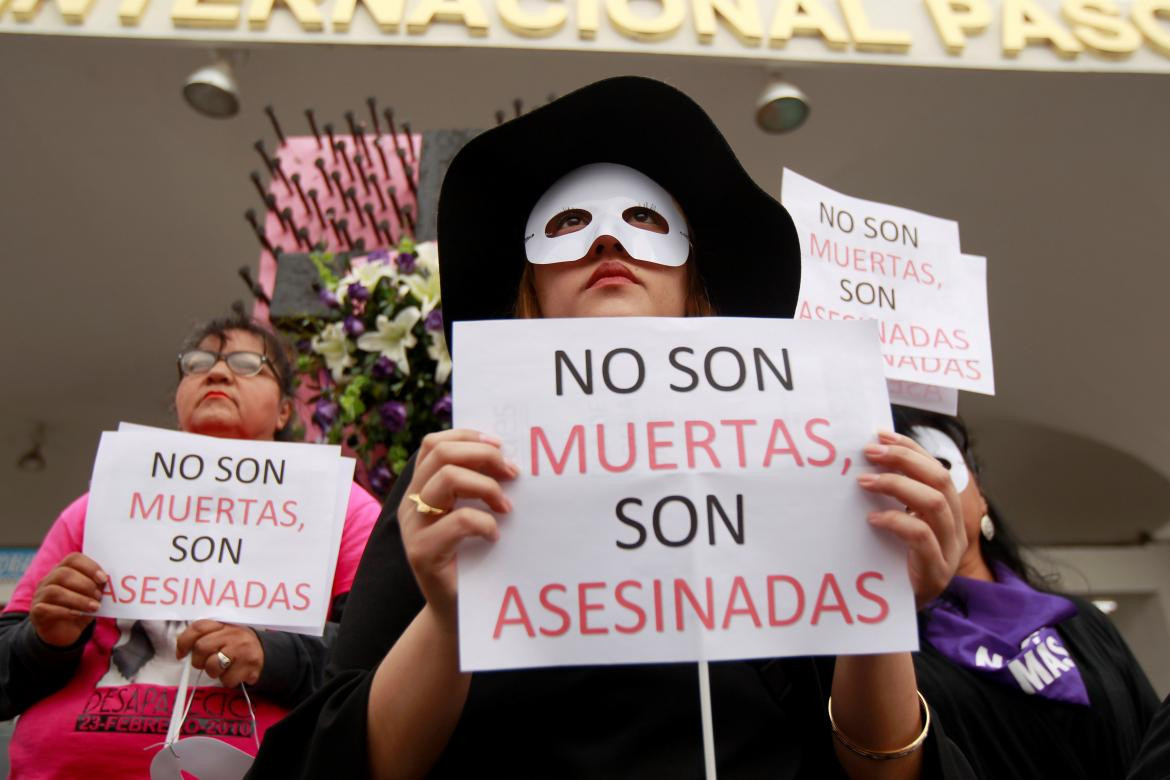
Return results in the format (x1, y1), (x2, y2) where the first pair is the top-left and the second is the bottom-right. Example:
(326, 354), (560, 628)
(1035, 544), (1170, 698)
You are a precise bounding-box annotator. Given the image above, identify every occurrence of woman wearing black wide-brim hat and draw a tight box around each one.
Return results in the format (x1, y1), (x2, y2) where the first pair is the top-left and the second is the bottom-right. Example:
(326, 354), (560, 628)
(250, 77), (974, 779)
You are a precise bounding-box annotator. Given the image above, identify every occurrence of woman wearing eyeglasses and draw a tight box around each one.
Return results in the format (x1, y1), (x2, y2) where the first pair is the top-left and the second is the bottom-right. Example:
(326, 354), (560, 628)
(0, 309), (380, 779)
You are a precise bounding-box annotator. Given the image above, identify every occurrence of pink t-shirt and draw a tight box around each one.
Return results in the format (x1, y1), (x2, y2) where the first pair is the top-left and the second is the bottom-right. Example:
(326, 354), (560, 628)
(3, 483), (380, 779)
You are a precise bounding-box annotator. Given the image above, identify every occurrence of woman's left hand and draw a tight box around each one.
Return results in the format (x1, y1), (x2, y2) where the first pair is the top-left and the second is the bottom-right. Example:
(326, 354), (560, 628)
(858, 429), (967, 609)
(176, 620), (265, 688)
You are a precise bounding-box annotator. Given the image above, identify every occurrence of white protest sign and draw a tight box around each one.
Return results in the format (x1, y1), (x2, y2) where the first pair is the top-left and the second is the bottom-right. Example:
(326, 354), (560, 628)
(453, 317), (917, 672)
(113, 423), (355, 632)
(886, 380), (959, 416)
(85, 429), (353, 634)
(783, 169), (994, 396)
(117, 422), (342, 457)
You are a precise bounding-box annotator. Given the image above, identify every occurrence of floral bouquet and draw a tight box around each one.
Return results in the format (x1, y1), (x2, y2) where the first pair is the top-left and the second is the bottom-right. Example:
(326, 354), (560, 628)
(283, 239), (452, 498)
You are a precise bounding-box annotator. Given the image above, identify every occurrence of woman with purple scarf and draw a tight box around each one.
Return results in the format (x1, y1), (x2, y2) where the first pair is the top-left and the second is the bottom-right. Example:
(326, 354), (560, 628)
(894, 407), (1158, 779)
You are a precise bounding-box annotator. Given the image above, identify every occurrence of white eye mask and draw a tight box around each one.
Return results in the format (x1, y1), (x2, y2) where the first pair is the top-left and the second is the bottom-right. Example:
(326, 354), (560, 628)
(524, 163), (691, 267)
(909, 426), (970, 493)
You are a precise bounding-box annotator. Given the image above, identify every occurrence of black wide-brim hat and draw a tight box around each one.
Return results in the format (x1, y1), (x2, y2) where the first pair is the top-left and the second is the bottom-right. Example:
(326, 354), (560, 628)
(436, 75), (801, 347)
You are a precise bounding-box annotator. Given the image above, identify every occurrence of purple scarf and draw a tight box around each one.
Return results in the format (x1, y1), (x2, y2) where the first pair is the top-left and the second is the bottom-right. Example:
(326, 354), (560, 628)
(923, 562), (1090, 706)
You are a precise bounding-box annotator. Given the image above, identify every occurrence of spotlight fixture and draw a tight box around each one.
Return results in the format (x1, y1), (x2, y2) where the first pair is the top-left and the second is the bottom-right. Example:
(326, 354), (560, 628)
(184, 53), (240, 119)
(17, 423), (46, 473)
(755, 78), (810, 134)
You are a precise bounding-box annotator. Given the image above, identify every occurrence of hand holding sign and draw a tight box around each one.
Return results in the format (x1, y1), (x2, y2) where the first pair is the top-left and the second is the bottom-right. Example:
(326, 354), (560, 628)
(176, 620), (265, 687)
(29, 552), (107, 647)
(860, 430), (966, 608)
(397, 429), (517, 625)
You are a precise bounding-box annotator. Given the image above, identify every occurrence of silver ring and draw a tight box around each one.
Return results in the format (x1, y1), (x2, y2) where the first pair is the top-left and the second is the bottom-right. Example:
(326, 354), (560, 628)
(215, 650), (233, 670)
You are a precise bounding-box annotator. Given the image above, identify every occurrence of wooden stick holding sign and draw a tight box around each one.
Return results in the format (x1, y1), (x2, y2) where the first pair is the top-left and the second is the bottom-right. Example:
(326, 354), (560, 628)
(699, 661), (716, 779)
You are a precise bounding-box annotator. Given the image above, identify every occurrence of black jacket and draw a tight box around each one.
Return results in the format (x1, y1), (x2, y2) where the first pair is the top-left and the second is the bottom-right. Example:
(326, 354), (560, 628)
(1128, 694), (1170, 780)
(915, 594), (1158, 779)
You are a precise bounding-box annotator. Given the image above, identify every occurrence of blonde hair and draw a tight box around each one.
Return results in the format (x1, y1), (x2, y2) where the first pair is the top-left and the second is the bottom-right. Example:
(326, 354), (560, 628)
(513, 258), (714, 318)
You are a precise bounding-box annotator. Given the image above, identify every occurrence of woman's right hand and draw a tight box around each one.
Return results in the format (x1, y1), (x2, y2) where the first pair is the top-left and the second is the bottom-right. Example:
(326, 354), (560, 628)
(399, 429), (519, 625)
(29, 552), (107, 648)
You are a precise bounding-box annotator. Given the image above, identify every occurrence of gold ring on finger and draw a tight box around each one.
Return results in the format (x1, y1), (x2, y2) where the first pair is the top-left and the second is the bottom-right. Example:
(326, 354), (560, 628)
(407, 493), (447, 516)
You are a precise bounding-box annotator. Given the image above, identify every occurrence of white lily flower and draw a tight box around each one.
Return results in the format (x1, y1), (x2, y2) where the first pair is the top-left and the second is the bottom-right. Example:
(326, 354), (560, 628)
(337, 260), (397, 302)
(311, 322), (355, 382)
(402, 242), (442, 316)
(356, 307), (422, 374)
(427, 330), (452, 384)
(416, 242), (440, 273)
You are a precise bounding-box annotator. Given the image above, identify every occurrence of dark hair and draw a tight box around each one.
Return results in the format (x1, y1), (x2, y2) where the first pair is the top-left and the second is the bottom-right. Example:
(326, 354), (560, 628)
(178, 302), (297, 440)
(891, 405), (1046, 590)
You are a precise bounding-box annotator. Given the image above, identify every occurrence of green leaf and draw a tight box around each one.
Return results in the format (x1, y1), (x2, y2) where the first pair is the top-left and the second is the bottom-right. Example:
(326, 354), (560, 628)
(309, 251), (340, 288)
(338, 392), (366, 422)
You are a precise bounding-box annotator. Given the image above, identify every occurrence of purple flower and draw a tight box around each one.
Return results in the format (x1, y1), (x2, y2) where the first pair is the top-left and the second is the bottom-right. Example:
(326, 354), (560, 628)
(371, 356), (397, 380)
(346, 282), (370, 302)
(378, 401), (408, 433)
(424, 308), (444, 332)
(317, 288), (340, 308)
(295, 339), (312, 353)
(372, 356), (397, 380)
(369, 462), (393, 496)
(367, 249), (391, 264)
(343, 315), (366, 338)
(312, 399), (339, 430)
(432, 394), (452, 420)
(395, 252), (417, 273)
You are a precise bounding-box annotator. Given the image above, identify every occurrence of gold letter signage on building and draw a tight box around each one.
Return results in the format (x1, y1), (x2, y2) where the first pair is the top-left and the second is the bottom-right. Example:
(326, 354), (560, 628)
(2, 0), (1169, 73)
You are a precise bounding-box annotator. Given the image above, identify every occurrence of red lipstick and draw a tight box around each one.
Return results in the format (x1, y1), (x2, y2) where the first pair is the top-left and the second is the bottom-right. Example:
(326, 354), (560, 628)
(586, 260), (639, 290)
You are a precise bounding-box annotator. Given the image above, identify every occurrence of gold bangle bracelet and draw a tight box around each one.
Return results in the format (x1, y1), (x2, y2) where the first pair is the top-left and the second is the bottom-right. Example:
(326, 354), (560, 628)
(827, 690), (930, 761)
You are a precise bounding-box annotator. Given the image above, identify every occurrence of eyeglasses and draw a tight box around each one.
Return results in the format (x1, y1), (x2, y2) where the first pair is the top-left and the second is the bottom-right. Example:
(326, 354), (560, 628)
(178, 349), (274, 379)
